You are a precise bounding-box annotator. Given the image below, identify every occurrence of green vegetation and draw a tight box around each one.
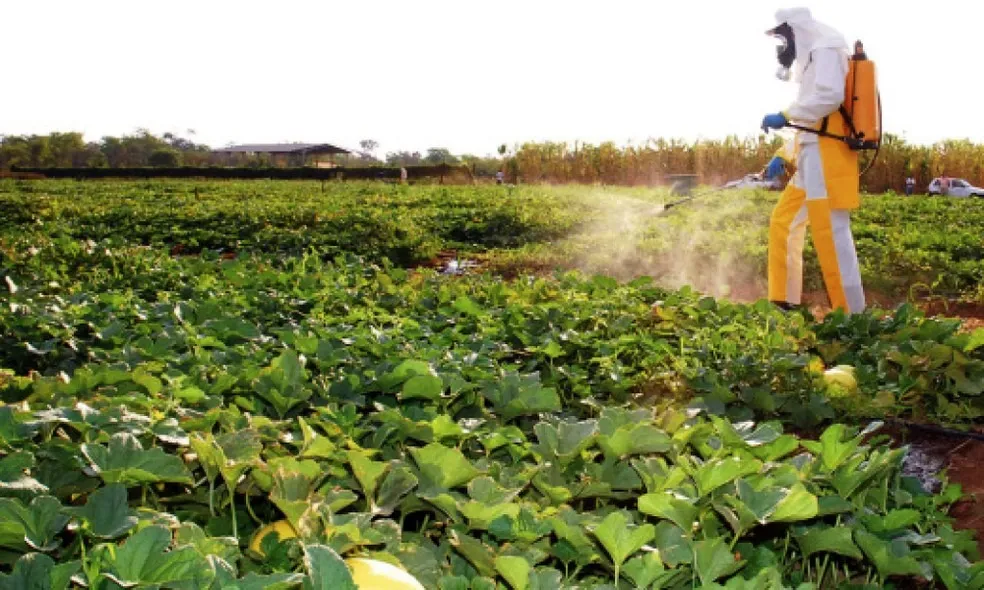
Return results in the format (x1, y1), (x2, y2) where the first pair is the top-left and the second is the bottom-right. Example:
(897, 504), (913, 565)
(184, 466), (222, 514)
(1, 179), (983, 588)
(7, 129), (984, 192)
(2, 180), (982, 301)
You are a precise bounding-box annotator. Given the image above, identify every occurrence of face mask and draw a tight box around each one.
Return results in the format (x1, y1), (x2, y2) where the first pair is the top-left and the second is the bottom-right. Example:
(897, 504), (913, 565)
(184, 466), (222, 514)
(768, 23), (795, 80)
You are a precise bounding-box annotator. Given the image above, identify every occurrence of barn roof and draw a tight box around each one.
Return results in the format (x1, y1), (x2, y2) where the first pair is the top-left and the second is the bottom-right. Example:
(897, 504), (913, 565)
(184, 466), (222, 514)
(215, 143), (350, 155)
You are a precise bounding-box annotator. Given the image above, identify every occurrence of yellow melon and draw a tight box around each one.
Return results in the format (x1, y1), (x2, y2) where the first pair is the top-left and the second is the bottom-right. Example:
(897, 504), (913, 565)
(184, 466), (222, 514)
(249, 520), (298, 556)
(346, 558), (425, 589)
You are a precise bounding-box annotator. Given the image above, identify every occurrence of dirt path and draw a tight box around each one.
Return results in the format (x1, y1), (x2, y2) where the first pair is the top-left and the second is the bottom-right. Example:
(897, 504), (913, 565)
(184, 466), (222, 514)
(888, 426), (984, 554)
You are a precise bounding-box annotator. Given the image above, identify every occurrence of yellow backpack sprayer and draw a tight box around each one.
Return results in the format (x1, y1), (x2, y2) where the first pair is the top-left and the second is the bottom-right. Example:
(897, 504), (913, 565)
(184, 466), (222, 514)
(784, 40), (882, 174)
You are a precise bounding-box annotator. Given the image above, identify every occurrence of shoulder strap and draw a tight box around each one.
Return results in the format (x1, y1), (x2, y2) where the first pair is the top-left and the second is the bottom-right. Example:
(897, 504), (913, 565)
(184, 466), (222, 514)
(839, 105), (859, 138)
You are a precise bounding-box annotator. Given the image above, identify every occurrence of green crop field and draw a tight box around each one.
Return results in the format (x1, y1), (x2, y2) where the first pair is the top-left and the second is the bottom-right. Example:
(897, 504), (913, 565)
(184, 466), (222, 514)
(1, 179), (983, 589)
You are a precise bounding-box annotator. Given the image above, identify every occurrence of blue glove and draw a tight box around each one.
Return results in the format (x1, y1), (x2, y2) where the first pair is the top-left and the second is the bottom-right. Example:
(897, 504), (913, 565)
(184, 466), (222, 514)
(764, 156), (785, 180)
(761, 112), (788, 132)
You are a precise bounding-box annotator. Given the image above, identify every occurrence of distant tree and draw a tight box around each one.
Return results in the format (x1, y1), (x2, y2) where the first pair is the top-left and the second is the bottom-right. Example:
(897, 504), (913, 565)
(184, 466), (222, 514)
(424, 148), (458, 165)
(356, 139), (381, 164)
(359, 139), (378, 156)
(86, 149), (108, 168)
(47, 132), (86, 167)
(148, 147), (182, 167)
(460, 154), (503, 176)
(385, 151), (423, 166)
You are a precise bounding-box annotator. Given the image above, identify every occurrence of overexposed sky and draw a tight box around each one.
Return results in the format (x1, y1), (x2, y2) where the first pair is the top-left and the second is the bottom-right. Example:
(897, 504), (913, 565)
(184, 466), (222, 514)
(2, 0), (979, 156)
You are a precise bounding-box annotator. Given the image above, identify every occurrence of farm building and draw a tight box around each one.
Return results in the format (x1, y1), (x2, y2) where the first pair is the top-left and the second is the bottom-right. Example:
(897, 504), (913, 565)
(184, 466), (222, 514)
(214, 143), (351, 168)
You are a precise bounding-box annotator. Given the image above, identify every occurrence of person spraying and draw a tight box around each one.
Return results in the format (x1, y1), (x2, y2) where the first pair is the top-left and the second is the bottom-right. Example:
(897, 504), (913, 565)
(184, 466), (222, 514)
(760, 7), (867, 314)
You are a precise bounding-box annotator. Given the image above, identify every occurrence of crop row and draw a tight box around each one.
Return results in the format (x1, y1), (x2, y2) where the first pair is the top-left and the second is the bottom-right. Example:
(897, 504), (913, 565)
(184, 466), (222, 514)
(1, 240), (983, 587)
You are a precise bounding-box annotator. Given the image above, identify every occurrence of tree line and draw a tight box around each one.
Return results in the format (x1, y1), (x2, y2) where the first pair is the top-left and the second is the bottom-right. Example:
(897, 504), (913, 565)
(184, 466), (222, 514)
(3, 130), (982, 193)
(0, 131), (502, 175)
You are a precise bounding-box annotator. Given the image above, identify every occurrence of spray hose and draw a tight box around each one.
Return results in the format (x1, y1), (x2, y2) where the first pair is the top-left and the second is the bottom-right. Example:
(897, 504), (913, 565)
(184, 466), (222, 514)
(660, 187), (730, 215)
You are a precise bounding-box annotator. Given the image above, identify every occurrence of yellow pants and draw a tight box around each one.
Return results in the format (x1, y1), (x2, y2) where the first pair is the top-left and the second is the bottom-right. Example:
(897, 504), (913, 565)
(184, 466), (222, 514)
(768, 142), (865, 313)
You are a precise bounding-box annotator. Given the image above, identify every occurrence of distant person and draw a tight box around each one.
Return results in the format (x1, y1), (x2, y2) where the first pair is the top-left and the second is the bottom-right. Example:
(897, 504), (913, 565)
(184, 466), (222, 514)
(495, 170), (504, 185)
(905, 176), (915, 196)
(399, 167), (408, 184)
(760, 7), (865, 315)
(940, 175), (950, 196)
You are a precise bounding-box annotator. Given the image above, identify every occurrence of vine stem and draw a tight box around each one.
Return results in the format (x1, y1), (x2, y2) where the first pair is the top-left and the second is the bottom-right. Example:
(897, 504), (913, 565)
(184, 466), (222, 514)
(230, 492), (239, 539)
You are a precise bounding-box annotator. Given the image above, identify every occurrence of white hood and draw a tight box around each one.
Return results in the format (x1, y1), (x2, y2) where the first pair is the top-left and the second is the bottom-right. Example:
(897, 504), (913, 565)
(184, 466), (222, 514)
(775, 7), (848, 81)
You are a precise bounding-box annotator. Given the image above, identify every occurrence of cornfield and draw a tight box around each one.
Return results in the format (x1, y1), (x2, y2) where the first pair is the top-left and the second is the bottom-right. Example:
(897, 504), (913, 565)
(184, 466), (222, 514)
(507, 134), (984, 193)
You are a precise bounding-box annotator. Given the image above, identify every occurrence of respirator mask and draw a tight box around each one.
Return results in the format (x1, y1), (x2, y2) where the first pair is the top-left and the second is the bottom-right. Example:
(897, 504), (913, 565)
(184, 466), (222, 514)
(768, 22), (796, 81)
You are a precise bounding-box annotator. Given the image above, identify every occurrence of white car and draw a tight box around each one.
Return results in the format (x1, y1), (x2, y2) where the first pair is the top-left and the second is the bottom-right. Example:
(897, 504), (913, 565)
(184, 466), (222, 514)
(927, 177), (984, 197)
(723, 173), (782, 190)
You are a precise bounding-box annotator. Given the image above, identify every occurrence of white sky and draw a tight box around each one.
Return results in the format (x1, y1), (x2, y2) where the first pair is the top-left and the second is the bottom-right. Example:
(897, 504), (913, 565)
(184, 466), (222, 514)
(2, 0), (980, 157)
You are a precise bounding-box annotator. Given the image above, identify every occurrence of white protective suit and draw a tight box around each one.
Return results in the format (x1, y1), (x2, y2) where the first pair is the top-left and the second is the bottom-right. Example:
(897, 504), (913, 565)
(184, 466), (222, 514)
(768, 7), (865, 314)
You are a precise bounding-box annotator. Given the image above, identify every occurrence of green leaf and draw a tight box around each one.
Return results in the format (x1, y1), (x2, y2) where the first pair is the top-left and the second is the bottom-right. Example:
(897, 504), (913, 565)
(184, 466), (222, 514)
(533, 420), (598, 464)
(816, 495), (854, 516)
(528, 568), (563, 590)
(489, 508), (551, 543)
(548, 508), (600, 567)
(151, 418), (190, 446)
(271, 464), (322, 531)
(402, 375), (444, 400)
(735, 479), (785, 523)
(598, 423), (672, 460)
(495, 555), (531, 590)
(463, 501), (521, 531)
(0, 406), (34, 446)
(454, 296), (484, 317)
(450, 530), (497, 578)
(693, 456), (762, 497)
(175, 523), (241, 565)
(738, 422), (783, 446)
(483, 373), (562, 421)
(253, 350), (311, 418)
(104, 525), (209, 587)
(749, 435), (800, 462)
(855, 528), (925, 579)
(0, 451), (47, 494)
(81, 433), (193, 485)
(209, 317), (261, 340)
(631, 457), (689, 493)
(652, 521), (692, 567)
(0, 553), (80, 590)
(411, 443), (480, 490)
(190, 434), (223, 485)
(380, 360), (433, 390)
(770, 483), (818, 523)
(794, 525), (863, 559)
(591, 511), (656, 568)
(540, 340), (564, 359)
(298, 417), (336, 459)
(323, 488), (359, 513)
(863, 508), (922, 532)
(65, 484), (137, 540)
(438, 575), (471, 590)
(216, 429), (262, 485)
(965, 329), (984, 353)
(622, 551), (666, 588)
(431, 415), (465, 441)
(374, 464), (418, 516)
(638, 492), (698, 531)
(532, 466), (573, 505)
(802, 423), (860, 472)
(693, 537), (744, 585)
(302, 544), (358, 590)
(0, 495), (69, 551)
(132, 370), (163, 395)
(346, 450), (388, 498)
